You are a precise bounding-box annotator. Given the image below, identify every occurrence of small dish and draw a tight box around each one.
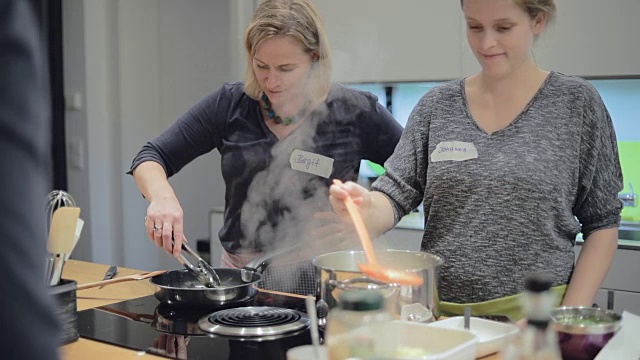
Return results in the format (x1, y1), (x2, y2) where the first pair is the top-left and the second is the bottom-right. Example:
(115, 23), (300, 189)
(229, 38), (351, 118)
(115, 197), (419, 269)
(551, 306), (622, 360)
(428, 316), (520, 358)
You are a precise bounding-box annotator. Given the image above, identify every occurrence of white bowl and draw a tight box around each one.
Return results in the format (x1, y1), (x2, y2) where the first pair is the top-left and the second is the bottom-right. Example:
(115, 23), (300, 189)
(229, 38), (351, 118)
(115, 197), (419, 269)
(427, 317), (520, 358)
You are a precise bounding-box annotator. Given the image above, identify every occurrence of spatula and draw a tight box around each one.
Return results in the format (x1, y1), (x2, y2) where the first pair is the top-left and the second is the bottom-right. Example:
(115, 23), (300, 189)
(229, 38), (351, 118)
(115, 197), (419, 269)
(48, 207), (81, 285)
(332, 180), (422, 286)
(47, 207), (81, 254)
(63, 218), (84, 262)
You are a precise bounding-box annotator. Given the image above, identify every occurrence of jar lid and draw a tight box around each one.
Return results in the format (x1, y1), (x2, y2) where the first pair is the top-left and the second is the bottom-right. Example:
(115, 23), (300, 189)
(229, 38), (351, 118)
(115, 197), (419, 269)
(339, 290), (385, 311)
(524, 271), (553, 293)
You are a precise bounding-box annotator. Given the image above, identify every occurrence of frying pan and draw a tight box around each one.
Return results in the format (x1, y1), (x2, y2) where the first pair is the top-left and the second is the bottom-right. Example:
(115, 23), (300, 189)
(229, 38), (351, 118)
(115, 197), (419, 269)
(150, 268), (261, 307)
(150, 244), (316, 307)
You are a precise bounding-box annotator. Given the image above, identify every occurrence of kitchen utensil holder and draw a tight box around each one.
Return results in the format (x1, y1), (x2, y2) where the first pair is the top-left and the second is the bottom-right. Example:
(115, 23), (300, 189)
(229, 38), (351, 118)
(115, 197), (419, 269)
(50, 278), (79, 344)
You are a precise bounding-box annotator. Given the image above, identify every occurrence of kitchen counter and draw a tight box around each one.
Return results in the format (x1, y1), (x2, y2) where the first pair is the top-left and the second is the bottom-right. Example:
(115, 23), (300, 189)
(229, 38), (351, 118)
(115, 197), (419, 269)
(60, 260), (164, 360)
(60, 260), (502, 360)
(395, 212), (640, 250)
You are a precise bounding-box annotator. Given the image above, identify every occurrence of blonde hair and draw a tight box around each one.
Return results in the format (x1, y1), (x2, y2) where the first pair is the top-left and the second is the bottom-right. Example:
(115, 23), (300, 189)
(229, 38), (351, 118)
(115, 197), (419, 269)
(461, 0), (556, 23)
(243, 0), (332, 102)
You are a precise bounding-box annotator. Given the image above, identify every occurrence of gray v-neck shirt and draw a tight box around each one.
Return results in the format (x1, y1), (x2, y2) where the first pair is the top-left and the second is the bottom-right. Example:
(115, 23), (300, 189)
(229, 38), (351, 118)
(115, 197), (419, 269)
(372, 72), (623, 303)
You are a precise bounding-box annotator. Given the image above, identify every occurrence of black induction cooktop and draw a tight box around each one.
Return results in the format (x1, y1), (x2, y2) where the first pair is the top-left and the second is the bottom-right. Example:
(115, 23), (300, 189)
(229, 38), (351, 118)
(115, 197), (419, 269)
(77, 294), (312, 360)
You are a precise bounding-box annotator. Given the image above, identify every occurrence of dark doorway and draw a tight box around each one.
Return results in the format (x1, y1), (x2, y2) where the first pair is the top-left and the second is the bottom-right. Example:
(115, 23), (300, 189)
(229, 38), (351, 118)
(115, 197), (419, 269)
(32, 0), (67, 191)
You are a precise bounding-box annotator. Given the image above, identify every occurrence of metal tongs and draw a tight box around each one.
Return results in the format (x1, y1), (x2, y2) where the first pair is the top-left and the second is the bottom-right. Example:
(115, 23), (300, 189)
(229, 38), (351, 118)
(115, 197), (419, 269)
(175, 241), (221, 288)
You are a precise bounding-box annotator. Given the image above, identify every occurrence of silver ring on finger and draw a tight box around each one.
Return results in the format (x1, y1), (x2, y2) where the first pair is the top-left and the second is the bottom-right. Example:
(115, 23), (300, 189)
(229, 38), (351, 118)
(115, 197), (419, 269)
(153, 224), (162, 231)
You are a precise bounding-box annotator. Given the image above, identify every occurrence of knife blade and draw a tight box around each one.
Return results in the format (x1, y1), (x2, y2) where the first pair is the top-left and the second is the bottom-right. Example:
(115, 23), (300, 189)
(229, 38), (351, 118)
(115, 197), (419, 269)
(98, 266), (118, 289)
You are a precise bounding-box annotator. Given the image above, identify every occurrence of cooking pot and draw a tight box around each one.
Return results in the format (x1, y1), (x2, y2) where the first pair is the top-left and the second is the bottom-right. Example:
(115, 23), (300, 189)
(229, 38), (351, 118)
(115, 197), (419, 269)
(313, 250), (443, 321)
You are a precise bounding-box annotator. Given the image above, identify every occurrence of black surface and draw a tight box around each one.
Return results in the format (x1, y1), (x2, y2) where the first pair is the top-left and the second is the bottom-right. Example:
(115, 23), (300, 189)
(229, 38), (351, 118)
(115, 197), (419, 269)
(77, 295), (312, 360)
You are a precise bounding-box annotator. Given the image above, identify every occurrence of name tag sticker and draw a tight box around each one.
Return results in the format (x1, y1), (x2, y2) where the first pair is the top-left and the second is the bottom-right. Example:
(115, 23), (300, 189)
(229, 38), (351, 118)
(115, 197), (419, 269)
(431, 141), (478, 162)
(289, 149), (334, 178)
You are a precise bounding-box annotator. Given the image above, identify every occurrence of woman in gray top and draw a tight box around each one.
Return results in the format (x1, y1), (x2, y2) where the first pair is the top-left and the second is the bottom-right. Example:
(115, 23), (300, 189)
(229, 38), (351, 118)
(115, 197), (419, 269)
(130, 0), (402, 272)
(330, 0), (622, 321)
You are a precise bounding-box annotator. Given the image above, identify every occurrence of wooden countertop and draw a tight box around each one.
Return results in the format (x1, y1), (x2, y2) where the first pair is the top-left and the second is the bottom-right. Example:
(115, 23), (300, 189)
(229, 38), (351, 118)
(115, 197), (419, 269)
(60, 260), (164, 360)
(60, 260), (501, 360)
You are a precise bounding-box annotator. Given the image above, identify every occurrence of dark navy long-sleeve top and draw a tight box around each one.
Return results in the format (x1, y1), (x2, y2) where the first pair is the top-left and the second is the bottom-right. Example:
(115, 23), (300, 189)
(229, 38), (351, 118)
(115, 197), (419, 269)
(130, 82), (402, 253)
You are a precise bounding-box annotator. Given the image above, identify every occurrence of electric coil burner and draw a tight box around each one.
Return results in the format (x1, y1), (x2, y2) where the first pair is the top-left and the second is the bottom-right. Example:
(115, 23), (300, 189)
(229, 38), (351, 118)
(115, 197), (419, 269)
(198, 307), (310, 338)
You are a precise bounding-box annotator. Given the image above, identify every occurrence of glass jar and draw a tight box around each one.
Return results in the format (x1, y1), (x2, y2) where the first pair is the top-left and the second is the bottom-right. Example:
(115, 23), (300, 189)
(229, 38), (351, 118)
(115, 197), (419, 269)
(325, 290), (391, 360)
(502, 272), (562, 360)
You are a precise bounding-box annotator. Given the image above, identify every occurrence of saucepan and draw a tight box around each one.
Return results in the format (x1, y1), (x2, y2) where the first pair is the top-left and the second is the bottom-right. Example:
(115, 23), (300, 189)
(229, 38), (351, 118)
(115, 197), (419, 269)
(242, 247), (444, 321)
(313, 250), (444, 321)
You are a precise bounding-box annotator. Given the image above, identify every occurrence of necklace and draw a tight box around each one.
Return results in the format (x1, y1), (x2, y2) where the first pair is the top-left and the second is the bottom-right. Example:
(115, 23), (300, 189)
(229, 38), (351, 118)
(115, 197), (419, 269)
(260, 93), (297, 126)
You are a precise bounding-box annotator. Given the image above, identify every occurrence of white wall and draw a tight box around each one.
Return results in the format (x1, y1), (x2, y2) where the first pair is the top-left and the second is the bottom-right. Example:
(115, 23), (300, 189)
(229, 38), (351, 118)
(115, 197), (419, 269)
(63, 0), (253, 270)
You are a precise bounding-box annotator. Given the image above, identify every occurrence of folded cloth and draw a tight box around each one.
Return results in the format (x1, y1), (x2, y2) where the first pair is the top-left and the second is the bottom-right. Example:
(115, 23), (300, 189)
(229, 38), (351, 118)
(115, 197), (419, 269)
(439, 285), (567, 321)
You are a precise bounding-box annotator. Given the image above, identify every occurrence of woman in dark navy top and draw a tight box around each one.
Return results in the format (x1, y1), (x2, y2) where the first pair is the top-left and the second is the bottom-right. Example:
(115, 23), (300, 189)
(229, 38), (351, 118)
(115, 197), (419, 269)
(129, 0), (402, 272)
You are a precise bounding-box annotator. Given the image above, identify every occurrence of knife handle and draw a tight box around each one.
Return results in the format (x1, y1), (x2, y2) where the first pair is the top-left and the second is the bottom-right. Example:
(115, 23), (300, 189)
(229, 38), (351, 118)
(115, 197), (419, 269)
(98, 265), (118, 289)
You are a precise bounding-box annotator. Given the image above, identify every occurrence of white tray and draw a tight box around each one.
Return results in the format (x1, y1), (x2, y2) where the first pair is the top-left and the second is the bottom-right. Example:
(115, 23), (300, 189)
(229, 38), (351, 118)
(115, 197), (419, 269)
(335, 320), (478, 360)
(428, 317), (520, 358)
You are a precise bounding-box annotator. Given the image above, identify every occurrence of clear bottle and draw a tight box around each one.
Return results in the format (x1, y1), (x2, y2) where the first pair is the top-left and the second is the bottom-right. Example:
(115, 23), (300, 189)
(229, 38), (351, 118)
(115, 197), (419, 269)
(503, 272), (562, 360)
(325, 290), (391, 360)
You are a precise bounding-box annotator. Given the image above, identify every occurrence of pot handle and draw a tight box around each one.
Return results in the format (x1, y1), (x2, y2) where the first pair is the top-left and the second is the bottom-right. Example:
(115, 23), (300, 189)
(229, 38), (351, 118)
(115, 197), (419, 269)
(328, 277), (397, 290)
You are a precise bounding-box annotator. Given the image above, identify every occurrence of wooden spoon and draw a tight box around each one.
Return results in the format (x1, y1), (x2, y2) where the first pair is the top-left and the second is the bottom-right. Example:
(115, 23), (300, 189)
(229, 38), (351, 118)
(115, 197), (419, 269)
(332, 180), (422, 286)
(77, 270), (168, 290)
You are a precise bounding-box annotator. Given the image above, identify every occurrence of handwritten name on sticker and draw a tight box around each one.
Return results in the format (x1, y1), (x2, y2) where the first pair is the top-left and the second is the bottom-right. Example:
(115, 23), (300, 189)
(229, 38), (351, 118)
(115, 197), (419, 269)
(430, 141), (478, 162)
(289, 149), (334, 178)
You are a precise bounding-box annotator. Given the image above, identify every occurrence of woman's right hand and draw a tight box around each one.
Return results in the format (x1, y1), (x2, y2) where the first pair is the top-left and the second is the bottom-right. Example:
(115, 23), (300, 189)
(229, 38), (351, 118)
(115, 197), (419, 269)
(134, 161), (187, 259)
(328, 180), (371, 222)
(144, 194), (186, 259)
(329, 179), (396, 241)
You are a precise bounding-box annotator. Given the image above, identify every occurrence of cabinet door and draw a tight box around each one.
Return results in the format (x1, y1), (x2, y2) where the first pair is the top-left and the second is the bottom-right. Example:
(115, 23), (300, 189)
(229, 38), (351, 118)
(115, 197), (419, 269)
(574, 246), (640, 293)
(535, 0), (640, 76)
(380, 228), (422, 251)
(600, 248), (640, 293)
(612, 290), (640, 315)
(593, 289), (612, 310)
(313, 0), (463, 83)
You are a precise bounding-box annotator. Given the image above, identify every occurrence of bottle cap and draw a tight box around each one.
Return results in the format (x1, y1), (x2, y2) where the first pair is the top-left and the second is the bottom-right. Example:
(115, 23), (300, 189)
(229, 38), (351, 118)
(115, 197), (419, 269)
(339, 290), (385, 311)
(524, 272), (553, 293)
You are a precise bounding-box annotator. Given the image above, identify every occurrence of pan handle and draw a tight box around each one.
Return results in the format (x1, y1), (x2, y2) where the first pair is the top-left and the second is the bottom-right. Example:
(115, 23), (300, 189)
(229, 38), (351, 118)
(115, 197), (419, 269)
(243, 244), (308, 275)
(97, 306), (154, 324)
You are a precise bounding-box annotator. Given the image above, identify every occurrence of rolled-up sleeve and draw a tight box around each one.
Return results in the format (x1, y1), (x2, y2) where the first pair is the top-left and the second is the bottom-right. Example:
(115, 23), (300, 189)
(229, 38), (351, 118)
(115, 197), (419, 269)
(128, 85), (231, 177)
(573, 86), (623, 239)
(372, 94), (432, 224)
